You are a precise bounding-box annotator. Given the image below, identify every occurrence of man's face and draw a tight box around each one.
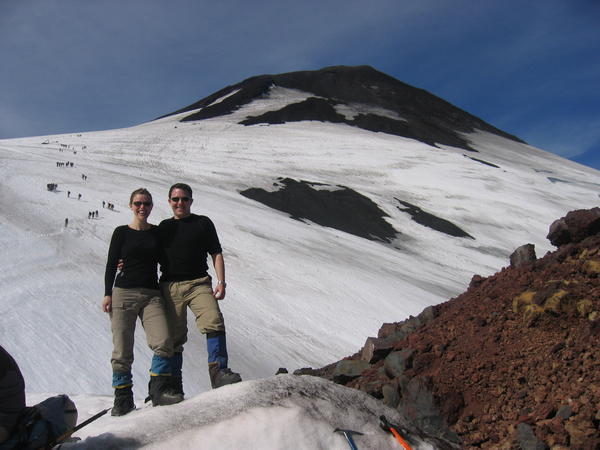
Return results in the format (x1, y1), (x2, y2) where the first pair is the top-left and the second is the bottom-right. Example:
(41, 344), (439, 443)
(169, 188), (193, 219)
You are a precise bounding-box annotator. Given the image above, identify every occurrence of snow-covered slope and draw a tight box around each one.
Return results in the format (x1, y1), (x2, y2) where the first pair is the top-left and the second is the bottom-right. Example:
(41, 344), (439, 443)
(1, 91), (598, 402)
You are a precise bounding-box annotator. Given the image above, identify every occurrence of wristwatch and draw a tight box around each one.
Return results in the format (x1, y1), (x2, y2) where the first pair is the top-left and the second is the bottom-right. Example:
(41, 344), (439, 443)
(217, 280), (227, 288)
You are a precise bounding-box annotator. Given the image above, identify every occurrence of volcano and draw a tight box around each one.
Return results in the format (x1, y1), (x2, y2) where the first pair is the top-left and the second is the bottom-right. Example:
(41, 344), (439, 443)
(163, 65), (523, 152)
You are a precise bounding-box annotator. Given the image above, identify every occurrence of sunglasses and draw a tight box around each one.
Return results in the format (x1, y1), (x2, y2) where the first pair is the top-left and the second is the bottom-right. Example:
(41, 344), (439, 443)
(132, 201), (152, 207)
(170, 197), (191, 203)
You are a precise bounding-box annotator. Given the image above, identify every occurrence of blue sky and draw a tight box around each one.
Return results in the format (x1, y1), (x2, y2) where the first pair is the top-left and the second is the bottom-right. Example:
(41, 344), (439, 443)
(1, 0), (599, 170)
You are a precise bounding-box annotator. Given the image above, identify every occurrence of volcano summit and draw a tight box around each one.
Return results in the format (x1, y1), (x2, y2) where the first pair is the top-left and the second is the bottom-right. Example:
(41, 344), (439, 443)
(164, 65), (523, 152)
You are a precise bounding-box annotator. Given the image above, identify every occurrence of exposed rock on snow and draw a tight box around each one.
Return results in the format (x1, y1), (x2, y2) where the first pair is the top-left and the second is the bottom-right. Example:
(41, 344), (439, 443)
(240, 177), (398, 242)
(240, 97), (346, 126)
(395, 199), (473, 239)
(462, 155), (501, 169)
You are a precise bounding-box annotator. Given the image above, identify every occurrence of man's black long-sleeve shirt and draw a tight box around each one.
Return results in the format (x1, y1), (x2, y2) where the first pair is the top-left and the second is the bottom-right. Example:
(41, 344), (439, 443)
(158, 214), (222, 282)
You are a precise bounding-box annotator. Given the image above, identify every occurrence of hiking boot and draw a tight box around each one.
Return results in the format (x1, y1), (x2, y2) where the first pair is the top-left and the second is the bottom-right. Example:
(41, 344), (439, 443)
(208, 362), (242, 389)
(171, 375), (184, 397)
(147, 375), (184, 406)
(111, 386), (135, 416)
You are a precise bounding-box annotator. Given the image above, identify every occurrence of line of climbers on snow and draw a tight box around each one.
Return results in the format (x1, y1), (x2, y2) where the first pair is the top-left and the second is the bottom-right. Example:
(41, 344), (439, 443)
(46, 144), (119, 228)
(1, 181), (244, 448)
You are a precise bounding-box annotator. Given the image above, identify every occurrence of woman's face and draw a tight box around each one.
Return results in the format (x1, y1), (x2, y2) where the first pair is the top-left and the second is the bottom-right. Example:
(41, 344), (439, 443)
(130, 193), (153, 221)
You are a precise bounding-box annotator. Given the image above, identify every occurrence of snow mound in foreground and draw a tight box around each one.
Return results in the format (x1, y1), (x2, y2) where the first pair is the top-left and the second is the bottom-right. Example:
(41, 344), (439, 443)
(62, 375), (437, 449)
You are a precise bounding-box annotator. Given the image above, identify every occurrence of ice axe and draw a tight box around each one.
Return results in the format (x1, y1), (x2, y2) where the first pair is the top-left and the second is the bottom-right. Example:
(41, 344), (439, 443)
(379, 415), (412, 450)
(334, 428), (363, 450)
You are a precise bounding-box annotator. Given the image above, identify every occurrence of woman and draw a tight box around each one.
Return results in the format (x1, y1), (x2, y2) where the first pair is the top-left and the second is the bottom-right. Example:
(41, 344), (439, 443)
(103, 188), (182, 416)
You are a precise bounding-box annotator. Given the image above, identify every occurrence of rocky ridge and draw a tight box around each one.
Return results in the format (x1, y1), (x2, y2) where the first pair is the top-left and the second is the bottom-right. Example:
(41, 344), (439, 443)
(297, 208), (600, 449)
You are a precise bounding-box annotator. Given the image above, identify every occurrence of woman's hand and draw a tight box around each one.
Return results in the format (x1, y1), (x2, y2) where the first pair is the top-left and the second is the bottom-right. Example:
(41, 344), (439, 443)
(102, 295), (112, 313)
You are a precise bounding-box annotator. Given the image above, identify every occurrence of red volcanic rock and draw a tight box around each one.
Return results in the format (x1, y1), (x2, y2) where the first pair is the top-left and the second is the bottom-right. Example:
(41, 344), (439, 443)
(304, 209), (600, 448)
(547, 207), (600, 247)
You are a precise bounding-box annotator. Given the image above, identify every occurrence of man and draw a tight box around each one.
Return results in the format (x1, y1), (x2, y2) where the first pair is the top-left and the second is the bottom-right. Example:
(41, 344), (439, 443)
(157, 183), (241, 394)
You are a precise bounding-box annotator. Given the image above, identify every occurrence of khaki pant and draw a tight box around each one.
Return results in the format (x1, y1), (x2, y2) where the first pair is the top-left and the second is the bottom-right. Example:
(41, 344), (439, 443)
(110, 287), (173, 375)
(160, 277), (225, 353)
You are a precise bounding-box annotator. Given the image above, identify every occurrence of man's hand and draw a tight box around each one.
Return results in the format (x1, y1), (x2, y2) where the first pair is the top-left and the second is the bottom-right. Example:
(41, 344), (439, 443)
(102, 295), (112, 313)
(211, 253), (226, 300)
(213, 282), (226, 300)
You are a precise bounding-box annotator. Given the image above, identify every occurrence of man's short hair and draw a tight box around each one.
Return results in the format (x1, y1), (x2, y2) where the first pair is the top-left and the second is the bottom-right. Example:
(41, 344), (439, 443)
(168, 183), (193, 199)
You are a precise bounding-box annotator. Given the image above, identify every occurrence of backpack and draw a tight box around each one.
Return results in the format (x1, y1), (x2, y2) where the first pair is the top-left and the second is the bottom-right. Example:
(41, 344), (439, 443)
(0, 395), (77, 449)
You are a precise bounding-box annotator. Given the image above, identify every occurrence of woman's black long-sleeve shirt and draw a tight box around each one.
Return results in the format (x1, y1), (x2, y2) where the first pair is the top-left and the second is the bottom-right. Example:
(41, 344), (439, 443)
(104, 225), (161, 296)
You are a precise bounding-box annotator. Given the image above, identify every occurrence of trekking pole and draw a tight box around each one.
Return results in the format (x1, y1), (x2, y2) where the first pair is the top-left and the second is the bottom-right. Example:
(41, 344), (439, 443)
(379, 415), (412, 450)
(50, 408), (110, 447)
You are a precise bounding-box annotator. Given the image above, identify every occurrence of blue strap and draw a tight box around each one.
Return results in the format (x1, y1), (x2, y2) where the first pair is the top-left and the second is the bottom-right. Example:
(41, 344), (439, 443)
(149, 354), (173, 376)
(112, 372), (132, 388)
(206, 332), (228, 369)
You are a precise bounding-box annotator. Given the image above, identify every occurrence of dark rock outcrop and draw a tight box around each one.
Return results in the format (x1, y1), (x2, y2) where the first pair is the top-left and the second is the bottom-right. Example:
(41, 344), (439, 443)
(241, 179), (479, 244)
(463, 154), (501, 168)
(240, 177), (398, 243)
(510, 243), (537, 268)
(395, 198), (474, 239)
(297, 208), (600, 448)
(240, 97), (346, 125)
